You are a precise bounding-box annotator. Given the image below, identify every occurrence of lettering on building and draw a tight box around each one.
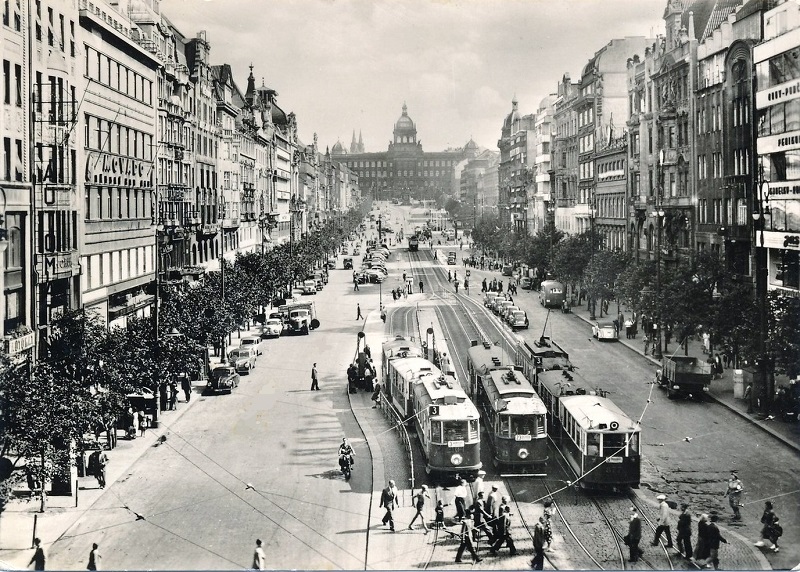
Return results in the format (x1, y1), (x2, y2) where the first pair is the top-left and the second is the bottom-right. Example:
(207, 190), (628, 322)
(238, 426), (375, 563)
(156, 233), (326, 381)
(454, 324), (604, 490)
(85, 152), (152, 188)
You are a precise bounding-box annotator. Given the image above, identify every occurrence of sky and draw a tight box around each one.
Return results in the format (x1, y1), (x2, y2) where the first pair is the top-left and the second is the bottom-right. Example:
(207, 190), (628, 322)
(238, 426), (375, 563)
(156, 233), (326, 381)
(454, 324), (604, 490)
(160, 0), (667, 153)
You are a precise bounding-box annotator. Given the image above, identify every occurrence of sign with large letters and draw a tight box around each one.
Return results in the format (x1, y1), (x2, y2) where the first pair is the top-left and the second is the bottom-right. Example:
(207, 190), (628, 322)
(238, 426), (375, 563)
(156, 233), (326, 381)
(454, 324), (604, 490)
(85, 152), (151, 188)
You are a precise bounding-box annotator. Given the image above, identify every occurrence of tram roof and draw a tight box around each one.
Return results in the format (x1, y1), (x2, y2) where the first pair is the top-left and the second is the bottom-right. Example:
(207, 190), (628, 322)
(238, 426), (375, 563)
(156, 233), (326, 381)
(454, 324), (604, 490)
(413, 374), (479, 419)
(560, 394), (640, 432)
(382, 336), (424, 359)
(538, 368), (603, 398)
(467, 342), (510, 373)
(389, 356), (443, 383)
(483, 368), (546, 414)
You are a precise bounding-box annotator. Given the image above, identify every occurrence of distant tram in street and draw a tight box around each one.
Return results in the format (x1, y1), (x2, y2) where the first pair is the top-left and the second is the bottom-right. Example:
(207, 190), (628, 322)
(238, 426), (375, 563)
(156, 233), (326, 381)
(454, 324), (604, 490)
(383, 350), (481, 477)
(467, 341), (548, 471)
(514, 336), (572, 392)
(537, 368), (641, 490)
(408, 235), (419, 251)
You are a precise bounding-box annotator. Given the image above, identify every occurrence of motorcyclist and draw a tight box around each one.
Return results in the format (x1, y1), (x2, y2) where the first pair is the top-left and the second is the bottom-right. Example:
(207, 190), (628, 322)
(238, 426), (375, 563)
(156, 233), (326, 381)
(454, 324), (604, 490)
(339, 438), (355, 468)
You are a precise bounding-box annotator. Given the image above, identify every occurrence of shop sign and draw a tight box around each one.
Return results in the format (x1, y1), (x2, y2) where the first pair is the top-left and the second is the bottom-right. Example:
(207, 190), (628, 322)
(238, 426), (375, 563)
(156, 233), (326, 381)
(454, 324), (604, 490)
(765, 181), (800, 199)
(760, 231), (800, 251)
(85, 152), (151, 187)
(3, 332), (35, 355)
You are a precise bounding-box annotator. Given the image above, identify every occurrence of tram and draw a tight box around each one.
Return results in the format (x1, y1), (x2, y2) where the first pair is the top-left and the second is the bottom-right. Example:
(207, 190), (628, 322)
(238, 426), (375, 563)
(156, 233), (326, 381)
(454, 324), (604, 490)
(412, 370), (482, 477)
(381, 335), (425, 384)
(477, 367), (548, 470)
(466, 341), (508, 397)
(514, 336), (572, 392)
(538, 368), (641, 490)
(408, 235), (419, 251)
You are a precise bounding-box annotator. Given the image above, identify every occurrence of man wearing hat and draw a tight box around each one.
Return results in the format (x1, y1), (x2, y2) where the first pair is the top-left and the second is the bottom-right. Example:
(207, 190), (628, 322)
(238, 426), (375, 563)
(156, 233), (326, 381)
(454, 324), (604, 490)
(676, 502), (693, 559)
(473, 469), (486, 497)
(454, 509), (482, 564)
(470, 491), (495, 545)
(408, 485), (430, 533)
(652, 494), (674, 548)
(627, 507), (643, 563)
(724, 471), (743, 521)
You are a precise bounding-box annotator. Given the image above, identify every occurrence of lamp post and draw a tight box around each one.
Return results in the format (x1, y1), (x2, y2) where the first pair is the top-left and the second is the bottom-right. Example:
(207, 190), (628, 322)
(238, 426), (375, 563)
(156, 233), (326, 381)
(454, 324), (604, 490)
(589, 207), (597, 320)
(653, 205), (665, 361)
(751, 177), (770, 414)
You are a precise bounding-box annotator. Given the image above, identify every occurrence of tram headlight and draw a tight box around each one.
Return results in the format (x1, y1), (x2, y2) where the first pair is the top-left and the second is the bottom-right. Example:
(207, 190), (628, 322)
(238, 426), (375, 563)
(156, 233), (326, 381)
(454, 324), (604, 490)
(450, 453), (463, 466)
(518, 448), (529, 459)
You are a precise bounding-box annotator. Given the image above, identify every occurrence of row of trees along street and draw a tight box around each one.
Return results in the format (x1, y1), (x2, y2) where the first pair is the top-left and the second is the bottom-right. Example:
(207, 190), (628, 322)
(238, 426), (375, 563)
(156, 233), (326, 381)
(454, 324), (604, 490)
(470, 212), (800, 408)
(0, 203), (369, 512)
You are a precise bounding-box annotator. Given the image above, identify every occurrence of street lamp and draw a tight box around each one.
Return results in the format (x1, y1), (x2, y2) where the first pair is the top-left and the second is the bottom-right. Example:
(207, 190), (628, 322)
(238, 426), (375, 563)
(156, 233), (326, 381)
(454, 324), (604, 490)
(653, 206), (665, 361)
(589, 207), (597, 320)
(751, 177), (770, 414)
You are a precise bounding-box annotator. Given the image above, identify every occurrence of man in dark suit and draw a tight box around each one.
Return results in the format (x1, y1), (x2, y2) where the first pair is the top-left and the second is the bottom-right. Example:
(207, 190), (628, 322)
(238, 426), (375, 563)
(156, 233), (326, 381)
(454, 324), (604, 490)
(379, 479), (399, 531)
(627, 506), (643, 562)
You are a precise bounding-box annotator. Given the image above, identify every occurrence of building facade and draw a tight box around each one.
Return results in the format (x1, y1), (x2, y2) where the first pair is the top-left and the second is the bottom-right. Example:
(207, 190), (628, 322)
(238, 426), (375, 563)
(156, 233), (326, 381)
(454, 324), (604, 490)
(755, 0), (800, 296)
(332, 103), (468, 202)
(498, 97), (536, 231)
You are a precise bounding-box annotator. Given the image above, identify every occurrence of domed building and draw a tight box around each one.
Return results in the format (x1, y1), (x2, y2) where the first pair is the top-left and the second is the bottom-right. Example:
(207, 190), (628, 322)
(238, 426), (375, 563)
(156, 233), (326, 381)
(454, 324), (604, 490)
(332, 103), (472, 201)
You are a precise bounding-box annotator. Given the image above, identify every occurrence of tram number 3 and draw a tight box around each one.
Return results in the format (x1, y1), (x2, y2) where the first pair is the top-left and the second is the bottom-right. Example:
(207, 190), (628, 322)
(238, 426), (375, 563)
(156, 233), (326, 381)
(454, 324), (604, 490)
(448, 440), (465, 448)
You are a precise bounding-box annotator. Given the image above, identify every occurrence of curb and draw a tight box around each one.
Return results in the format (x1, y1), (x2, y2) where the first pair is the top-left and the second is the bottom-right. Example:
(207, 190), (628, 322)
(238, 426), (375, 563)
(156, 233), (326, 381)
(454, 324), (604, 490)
(569, 311), (800, 456)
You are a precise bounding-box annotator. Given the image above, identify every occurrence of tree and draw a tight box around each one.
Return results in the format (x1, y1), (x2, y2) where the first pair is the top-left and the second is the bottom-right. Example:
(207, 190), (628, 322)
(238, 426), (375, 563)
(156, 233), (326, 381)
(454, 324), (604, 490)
(767, 291), (800, 378)
(550, 232), (593, 298)
(584, 250), (628, 317)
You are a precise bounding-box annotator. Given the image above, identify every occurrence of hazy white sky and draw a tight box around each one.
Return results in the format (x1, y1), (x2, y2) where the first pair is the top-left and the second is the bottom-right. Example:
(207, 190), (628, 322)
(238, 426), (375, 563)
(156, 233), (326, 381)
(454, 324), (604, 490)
(160, 0), (666, 153)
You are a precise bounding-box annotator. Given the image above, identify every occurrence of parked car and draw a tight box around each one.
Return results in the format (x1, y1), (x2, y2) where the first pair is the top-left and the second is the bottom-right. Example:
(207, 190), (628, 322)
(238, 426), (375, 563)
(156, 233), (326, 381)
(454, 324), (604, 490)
(364, 269), (387, 283)
(326, 258), (337, 269)
(353, 248), (361, 256)
(508, 310), (530, 330)
(302, 279), (317, 295)
(520, 276), (533, 290)
(207, 366), (240, 394)
(502, 305), (521, 322)
(228, 347), (257, 373)
(239, 335), (263, 355)
(262, 317), (284, 338)
(495, 300), (514, 317)
(343, 257), (353, 269)
(592, 320), (618, 341)
(484, 292), (499, 308)
(502, 264), (514, 276)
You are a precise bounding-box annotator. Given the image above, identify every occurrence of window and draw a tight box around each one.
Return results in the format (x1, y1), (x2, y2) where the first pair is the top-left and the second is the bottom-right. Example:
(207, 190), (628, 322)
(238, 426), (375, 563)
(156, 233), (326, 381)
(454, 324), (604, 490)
(2, 60), (9, 104)
(47, 7), (53, 46)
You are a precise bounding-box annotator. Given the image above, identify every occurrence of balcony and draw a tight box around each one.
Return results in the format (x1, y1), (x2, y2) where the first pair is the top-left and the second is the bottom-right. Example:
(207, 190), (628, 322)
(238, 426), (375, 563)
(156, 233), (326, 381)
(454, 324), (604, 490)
(199, 223), (219, 236)
(221, 217), (240, 230)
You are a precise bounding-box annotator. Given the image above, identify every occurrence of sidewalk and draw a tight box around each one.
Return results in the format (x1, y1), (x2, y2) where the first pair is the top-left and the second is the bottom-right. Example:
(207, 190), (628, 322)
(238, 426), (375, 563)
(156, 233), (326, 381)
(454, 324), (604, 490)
(0, 322), (265, 570)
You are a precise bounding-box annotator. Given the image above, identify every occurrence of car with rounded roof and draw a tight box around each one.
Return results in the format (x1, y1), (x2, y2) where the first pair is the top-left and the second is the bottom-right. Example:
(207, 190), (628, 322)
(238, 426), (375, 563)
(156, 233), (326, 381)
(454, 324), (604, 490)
(508, 310), (529, 329)
(592, 320), (618, 341)
(239, 335), (263, 355)
(207, 366), (240, 394)
(228, 347), (257, 373)
(262, 317), (283, 338)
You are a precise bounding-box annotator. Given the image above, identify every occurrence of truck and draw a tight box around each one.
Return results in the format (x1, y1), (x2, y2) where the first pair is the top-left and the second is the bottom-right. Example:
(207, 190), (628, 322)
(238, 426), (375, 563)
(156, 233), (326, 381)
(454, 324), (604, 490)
(278, 302), (320, 335)
(656, 355), (713, 399)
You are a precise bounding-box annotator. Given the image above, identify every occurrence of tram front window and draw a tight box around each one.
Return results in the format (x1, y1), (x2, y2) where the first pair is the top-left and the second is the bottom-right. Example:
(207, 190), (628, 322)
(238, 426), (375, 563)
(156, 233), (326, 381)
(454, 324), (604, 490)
(499, 415), (511, 437)
(443, 421), (467, 442)
(510, 415), (537, 437)
(629, 432), (639, 454)
(603, 433), (627, 457)
(431, 421), (443, 443)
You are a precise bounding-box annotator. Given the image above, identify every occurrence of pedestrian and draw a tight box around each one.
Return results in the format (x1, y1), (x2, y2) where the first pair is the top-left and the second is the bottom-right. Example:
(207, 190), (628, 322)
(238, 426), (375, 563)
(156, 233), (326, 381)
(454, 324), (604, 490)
(530, 516), (546, 569)
(402, 271), (407, 283)
(724, 471), (743, 520)
(626, 506), (643, 563)
(353, 272), (360, 291)
(454, 511), (482, 563)
(87, 542), (101, 571)
(392, 289), (397, 301)
(454, 279), (460, 293)
(310, 363), (319, 391)
(356, 303), (363, 320)
(371, 382), (381, 408)
(470, 491), (494, 545)
(419, 280), (424, 293)
(137, 411), (147, 438)
(453, 478), (468, 520)
(705, 512), (728, 570)
(96, 449), (109, 488)
(434, 499), (446, 529)
(29, 537), (46, 571)
(491, 505), (518, 556)
(379, 479), (399, 531)
(643, 333), (651, 356)
(694, 513), (710, 566)
(408, 484), (430, 533)
(542, 499), (554, 548)
(168, 380), (178, 411)
(482, 278), (487, 292)
(473, 469), (486, 498)
(625, 318), (634, 339)
(485, 484), (500, 539)
(755, 501), (781, 552)
(464, 278), (469, 294)
(702, 331), (711, 354)
(180, 374), (192, 402)
(252, 538), (266, 570)
(448, 270), (452, 282)
(652, 494), (674, 548)
(676, 503), (693, 559)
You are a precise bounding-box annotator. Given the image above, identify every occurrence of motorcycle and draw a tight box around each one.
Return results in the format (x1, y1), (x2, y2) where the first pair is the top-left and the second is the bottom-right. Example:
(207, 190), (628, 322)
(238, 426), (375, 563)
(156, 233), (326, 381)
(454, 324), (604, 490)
(339, 453), (354, 480)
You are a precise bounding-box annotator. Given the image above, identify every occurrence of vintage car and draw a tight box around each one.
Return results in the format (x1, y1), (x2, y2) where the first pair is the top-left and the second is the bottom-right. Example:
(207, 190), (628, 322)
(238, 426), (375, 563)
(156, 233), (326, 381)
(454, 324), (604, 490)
(239, 335), (263, 355)
(363, 269), (387, 283)
(326, 258), (337, 270)
(508, 310), (530, 330)
(484, 292), (499, 308)
(262, 317), (284, 338)
(501, 305), (521, 322)
(447, 251), (457, 265)
(494, 300), (514, 317)
(302, 279), (317, 295)
(592, 319), (619, 341)
(520, 276), (533, 290)
(343, 257), (353, 269)
(228, 347), (257, 373)
(207, 366), (240, 394)
(502, 264), (514, 276)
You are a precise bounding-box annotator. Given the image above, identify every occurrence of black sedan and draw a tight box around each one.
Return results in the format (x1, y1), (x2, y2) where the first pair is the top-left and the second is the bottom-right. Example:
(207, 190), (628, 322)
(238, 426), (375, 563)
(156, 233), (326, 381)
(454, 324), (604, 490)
(207, 366), (240, 394)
